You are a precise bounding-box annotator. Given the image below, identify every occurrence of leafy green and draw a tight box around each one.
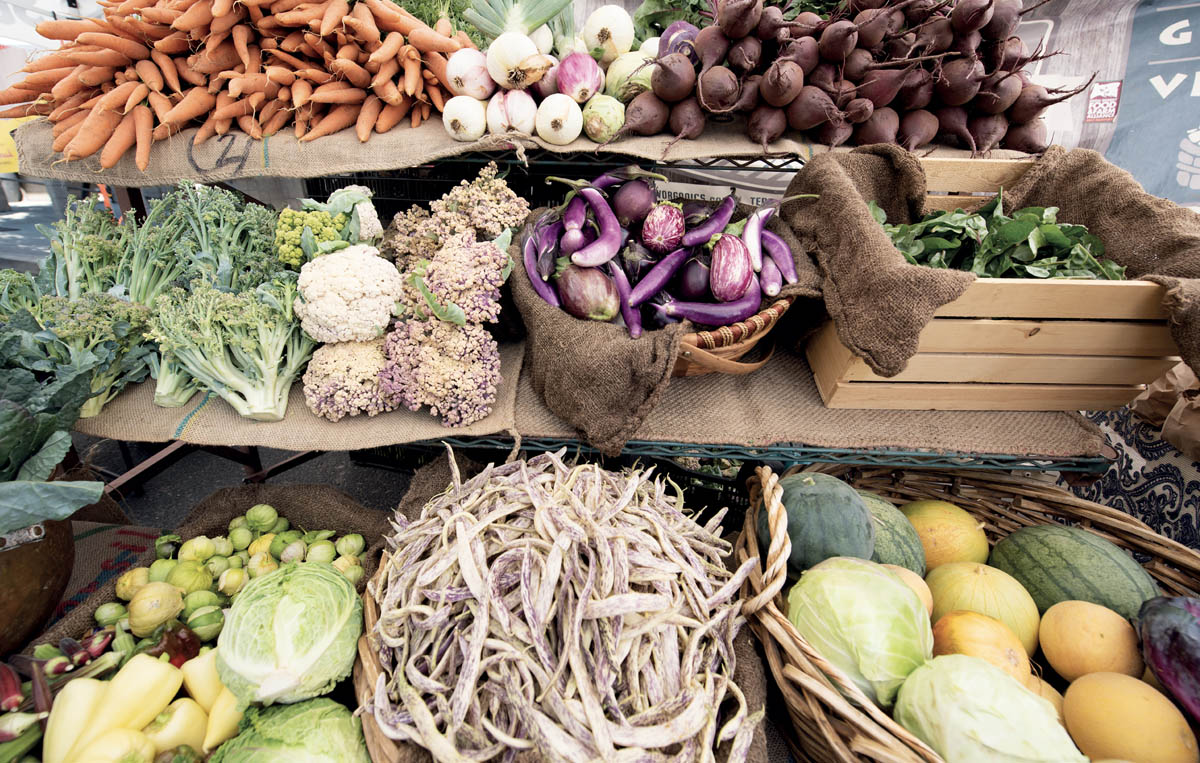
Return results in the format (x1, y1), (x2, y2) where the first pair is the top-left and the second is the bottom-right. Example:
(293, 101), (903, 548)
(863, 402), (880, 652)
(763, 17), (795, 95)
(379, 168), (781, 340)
(0, 480), (104, 535)
(869, 193), (1125, 280)
(395, 0), (477, 44)
(632, 0), (707, 40)
(209, 698), (369, 762)
(166, 181), (279, 294)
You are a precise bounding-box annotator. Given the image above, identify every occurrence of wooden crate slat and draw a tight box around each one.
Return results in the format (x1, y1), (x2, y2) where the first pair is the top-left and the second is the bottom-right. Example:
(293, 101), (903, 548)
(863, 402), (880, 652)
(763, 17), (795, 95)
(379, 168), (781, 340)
(921, 157), (1035, 193)
(918, 319), (1178, 357)
(934, 279), (1168, 320)
(841, 352), (1181, 385)
(823, 381), (1144, 411)
(806, 321), (855, 400)
(924, 195), (991, 212)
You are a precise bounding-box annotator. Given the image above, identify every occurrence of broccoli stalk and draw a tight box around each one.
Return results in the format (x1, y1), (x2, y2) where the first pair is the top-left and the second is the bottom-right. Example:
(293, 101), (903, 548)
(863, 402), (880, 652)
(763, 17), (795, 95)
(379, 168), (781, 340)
(117, 195), (193, 306)
(35, 197), (126, 301)
(148, 274), (315, 422)
(147, 352), (203, 408)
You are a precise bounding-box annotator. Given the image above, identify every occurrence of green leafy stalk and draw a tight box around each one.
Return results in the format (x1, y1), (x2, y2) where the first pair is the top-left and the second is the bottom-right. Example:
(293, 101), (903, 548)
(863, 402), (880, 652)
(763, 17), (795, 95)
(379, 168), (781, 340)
(462, 0), (572, 39)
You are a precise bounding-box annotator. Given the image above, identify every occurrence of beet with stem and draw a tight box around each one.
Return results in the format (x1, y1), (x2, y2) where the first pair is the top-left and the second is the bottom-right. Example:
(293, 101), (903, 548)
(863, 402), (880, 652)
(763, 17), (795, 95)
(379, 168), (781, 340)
(787, 85), (841, 130)
(697, 65), (741, 112)
(981, 0), (1020, 39)
(756, 5), (787, 40)
(781, 37), (821, 74)
(843, 48), (876, 82)
(664, 96), (705, 153)
(905, 0), (940, 24)
(694, 26), (731, 74)
(968, 112), (1008, 153)
(974, 69), (1022, 114)
(885, 33), (917, 59)
(809, 62), (838, 92)
(854, 106), (900, 144)
(829, 79), (858, 108)
(716, 0), (763, 41)
(950, 29), (983, 56)
(747, 104), (788, 151)
(951, 0), (995, 35)
(818, 20), (859, 62)
(935, 105), (976, 151)
(897, 67), (933, 109)
(913, 15), (954, 53)
(857, 66), (912, 108)
(651, 53), (697, 103)
(814, 118), (854, 147)
(760, 59), (804, 107)
(898, 108), (939, 150)
(730, 74), (762, 112)
(844, 97), (874, 124)
(612, 91), (670, 142)
(791, 11), (824, 37)
(1008, 75), (1096, 124)
(728, 36), (763, 73)
(1002, 117), (1049, 153)
(935, 56), (985, 105)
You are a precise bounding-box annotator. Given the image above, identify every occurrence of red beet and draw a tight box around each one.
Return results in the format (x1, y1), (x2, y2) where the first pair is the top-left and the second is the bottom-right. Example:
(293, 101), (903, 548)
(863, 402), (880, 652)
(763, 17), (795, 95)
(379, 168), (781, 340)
(728, 36), (762, 74)
(897, 67), (933, 110)
(791, 11), (824, 37)
(756, 5), (786, 40)
(748, 104), (787, 151)
(935, 105), (975, 151)
(935, 56), (985, 106)
(974, 70), (1022, 114)
(914, 15), (954, 53)
(716, 0), (763, 40)
(786, 85), (840, 130)
(818, 20), (859, 62)
(1008, 75), (1095, 124)
(968, 112), (1008, 153)
(651, 53), (697, 103)
(843, 48), (876, 82)
(781, 36), (820, 74)
(1001, 118), (1049, 153)
(666, 96), (706, 148)
(694, 26), (730, 74)
(951, 0), (995, 35)
(844, 97), (875, 124)
(813, 118), (854, 147)
(857, 67), (910, 108)
(898, 108), (939, 150)
(697, 65), (740, 112)
(981, 0), (1020, 39)
(760, 59), (804, 107)
(854, 106), (899, 144)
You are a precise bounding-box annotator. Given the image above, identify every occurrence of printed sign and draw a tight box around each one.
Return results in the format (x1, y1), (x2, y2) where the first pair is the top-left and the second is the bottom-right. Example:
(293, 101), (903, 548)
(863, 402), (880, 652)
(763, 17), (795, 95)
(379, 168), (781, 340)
(1085, 81), (1123, 122)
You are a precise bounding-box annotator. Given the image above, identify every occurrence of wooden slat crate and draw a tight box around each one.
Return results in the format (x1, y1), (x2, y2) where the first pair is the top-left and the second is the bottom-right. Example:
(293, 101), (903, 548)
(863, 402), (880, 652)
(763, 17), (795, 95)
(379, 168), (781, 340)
(807, 158), (1182, 411)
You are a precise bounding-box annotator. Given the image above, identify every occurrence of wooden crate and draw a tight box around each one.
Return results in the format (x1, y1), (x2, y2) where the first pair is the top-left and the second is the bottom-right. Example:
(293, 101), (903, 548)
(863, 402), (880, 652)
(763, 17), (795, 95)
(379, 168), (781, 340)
(806, 158), (1182, 411)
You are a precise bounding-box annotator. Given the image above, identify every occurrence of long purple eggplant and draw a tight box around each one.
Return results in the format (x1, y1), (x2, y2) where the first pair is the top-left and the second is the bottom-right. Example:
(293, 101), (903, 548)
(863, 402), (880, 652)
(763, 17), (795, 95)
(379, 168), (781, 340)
(629, 246), (690, 307)
(682, 194), (737, 247)
(709, 234), (753, 302)
(524, 227), (561, 307)
(760, 254), (782, 296)
(571, 186), (622, 267)
(534, 216), (563, 280)
(607, 261), (642, 338)
(655, 275), (763, 325)
(743, 206), (774, 272)
(761, 228), (797, 284)
(592, 165), (667, 190)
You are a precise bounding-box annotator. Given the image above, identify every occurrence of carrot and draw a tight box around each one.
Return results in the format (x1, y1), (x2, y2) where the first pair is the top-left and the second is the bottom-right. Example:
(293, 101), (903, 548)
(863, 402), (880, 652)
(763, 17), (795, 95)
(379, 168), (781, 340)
(63, 106), (124, 159)
(52, 108), (90, 138)
(229, 73), (269, 97)
(50, 66), (88, 101)
(212, 0), (233, 17)
(420, 100), (429, 120)
(279, 31), (306, 53)
(262, 105), (291, 135)
(269, 0), (308, 13)
(259, 34), (277, 48)
(277, 85), (291, 102)
(213, 92), (234, 133)
(400, 45), (420, 96)
(128, 104), (152, 169)
(212, 96), (254, 120)
(453, 29), (476, 50)
(49, 91), (95, 121)
(171, 0), (213, 31)
(372, 78), (401, 106)
(299, 101), (356, 140)
(52, 120), (84, 152)
(116, 0), (157, 14)
(19, 67), (77, 91)
(247, 3), (264, 21)
(367, 31), (402, 65)
(98, 80), (139, 111)
(76, 65), (116, 88)
(210, 6), (245, 36)
(232, 24), (253, 69)
(294, 103), (311, 137)
(35, 19), (105, 40)
(192, 42), (241, 73)
(361, 0), (421, 34)
(0, 87), (39, 106)
(330, 58), (370, 88)
(154, 32), (192, 54)
(275, 1), (327, 26)
(374, 96), (409, 131)
(294, 67), (333, 84)
(410, 103), (420, 127)
(76, 32), (151, 60)
(193, 113), (217, 144)
(160, 86), (215, 125)
(434, 13), (452, 37)
(336, 43), (361, 61)
(406, 25), (460, 54)
(266, 66), (296, 85)
(319, 0), (348, 36)
(99, 110), (137, 167)
(354, 93), (381, 141)
(310, 85), (364, 103)
(141, 6), (183, 23)
(259, 97), (283, 122)
(124, 83), (149, 112)
(369, 58), (398, 89)
(303, 33), (334, 62)
(21, 54), (77, 74)
(147, 90), (174, 121)
(420, 51), (452, 94)
(291, 78), (312, 106)
(204, 31), (229, 54)
(145, 52), (178, 94)
(130, 61), (162, 95)
(236, 113), (262, 138)
(346, 1), (380, 47)
(66, 48), (134, 67)
(426, 83), (444, 111)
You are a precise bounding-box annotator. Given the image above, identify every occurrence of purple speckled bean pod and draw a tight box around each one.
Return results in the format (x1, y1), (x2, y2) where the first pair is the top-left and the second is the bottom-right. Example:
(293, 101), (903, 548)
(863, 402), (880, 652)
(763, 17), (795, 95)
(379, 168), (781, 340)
(629, 247), (689, 307)
(607, 260), (642, 338)
(761, 228), (798, 284)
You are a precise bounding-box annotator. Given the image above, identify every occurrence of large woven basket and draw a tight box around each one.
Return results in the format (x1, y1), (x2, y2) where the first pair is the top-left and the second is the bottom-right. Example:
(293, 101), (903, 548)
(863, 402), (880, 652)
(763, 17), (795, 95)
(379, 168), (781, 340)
(735, 464), (1200, 763)
(672, 295), (794, 377)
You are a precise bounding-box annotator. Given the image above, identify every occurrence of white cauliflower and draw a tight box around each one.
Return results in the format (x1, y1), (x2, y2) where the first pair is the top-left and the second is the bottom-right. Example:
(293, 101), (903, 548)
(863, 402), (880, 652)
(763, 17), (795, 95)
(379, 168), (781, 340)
(342, 184), (383, 240)
(294, 245), (404, 343)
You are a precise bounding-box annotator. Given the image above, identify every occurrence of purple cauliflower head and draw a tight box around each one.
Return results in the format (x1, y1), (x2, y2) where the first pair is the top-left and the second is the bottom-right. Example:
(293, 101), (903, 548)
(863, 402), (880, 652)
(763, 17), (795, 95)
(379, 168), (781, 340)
(302, 338), (401, 422)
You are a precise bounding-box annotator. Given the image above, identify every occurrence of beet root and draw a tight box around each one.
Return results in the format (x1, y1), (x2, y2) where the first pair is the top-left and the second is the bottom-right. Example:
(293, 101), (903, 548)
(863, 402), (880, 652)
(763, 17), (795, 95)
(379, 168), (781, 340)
(809, 62), (838, 93)
(747, 104), (787, 151)
(974, 70), (1022, 114)
(697, 65), (740, 112)
(843, 97), (874, 124)
(694, 26), (731, 74)
(1008, 74), (1096, 124)
(858, 67), (910, 108)
(716, 0), (763, 41)
(968, 112), (1008, 154)
(854, 106), (899, 145)
(813, 118), (854, 148)
(781, 36), (820, 74)
(786, 85), (840, 130)
(621, 91), (670, 137)
(843, 48), (876, 82)
(731, 74), (762, 112)
(728, 36), (762, 73)
(790, 11), (824, 37)
(756, 5), (786, 40)
(897, 67), (933, 110)
(1001, 118), (1049, 153)
(760, 59), (804, 107)
(666, 96), (706, 149)
(898, 108), (938, 151)
(934, 56), (985, 106)
(951, 0), (995, 35)
(651, 53), (697, 103)
(981, 0), (1020, 39)
(935, 105), (975, 151)
(818, 20), (859, 62)
(914, 15), (954, 53)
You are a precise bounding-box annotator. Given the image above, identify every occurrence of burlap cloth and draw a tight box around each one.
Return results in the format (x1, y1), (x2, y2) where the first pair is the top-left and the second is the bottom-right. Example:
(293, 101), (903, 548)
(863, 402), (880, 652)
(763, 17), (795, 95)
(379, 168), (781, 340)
(363, 453), (769, 763)
(511, 206), (821, 457)
(28, 484), (389, 652)
(783, 144), (1200, 378)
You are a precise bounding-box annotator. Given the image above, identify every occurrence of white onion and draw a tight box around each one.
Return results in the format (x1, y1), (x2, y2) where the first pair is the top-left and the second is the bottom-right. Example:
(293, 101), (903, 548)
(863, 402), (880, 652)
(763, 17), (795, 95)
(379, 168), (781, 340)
(486, 32), (553, 90)
(534, 93), (583, 145)
(582, 5), (635, 64)
(446, 48), (495, 100)
(640, 37), (660, 57)
(442, 96), (487, 141)
(530, 24), (553, 55)
(486, 90), (537, 135)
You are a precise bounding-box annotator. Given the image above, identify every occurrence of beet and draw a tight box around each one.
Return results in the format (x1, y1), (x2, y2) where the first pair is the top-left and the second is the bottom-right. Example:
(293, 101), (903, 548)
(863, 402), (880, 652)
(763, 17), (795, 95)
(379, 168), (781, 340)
(651, 53), (697, 103)
(787, 85), (839, 130)
(844, 97), (874, 124)
(935, 105), (975, 151)
(747, 104), (787, 151)
(951, 0), (994, 35)
(858, 67), (910, 108)
(694, 26), (731, 74)
(843, 48), (876, 82)
(992, 35), (1027, 70)
(935, 56), (984, 106)
(1008, 75), (1095, 124)
(728, 36), (763, 73)
(760, 59), (804, 107)
(974, 70), (1022, 114)
(716, 0), (763, 41)
(666, 96), (706, 148)
(968, 112), (1008, 153)
(791, 11), (824, 37)
(884, 33), (916, 59)
(950, 29), (983, 56)
(905, 0), (939, 25)
(809, 62), (839, 93)
(781, 36), (821, 74)
(898, 108), (939, 150)
(1001, 117), (1049, 153)
(818, 20), (859, 62)
(756, 5), (786, 41)
(621, 91), (670, 137)
(731, 74), (762, 112)
(697, 65), (740, 112)
(813, 118), (854, 147)
(854, 106), (899, 145)
(830, 79), (858, 108)
(897, 67), (933, 110)
(982, 0), (1020, 39)
(914, 15), (954, 53)
(854, 8), (892, 50)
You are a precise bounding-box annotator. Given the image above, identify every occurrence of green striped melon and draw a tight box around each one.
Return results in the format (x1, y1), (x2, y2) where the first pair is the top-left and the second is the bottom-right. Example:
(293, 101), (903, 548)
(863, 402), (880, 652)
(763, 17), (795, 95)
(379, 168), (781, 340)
(988, 525), (1159, 620)
(858, 490), (926, 576)
(756, 472), (874, 575)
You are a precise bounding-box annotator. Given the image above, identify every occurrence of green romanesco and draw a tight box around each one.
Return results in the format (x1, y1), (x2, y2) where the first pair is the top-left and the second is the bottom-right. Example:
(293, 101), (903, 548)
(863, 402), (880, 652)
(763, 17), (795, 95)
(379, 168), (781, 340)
(275, 208), (350, 268)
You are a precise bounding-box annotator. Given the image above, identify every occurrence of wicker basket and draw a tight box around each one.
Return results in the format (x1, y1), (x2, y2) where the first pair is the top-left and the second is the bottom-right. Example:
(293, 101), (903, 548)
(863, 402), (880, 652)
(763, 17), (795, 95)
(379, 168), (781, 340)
(734, 464), (1200, 763)
(672, 295), (794, 377)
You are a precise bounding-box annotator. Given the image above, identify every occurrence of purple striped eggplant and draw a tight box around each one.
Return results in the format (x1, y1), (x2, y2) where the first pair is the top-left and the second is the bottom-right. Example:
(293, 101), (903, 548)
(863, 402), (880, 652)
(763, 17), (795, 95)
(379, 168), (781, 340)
(1140, 596), (1200, 724)
(641, 202), (686, 253)
(709, 233), (753, 302)
(556, 264), (619, 322)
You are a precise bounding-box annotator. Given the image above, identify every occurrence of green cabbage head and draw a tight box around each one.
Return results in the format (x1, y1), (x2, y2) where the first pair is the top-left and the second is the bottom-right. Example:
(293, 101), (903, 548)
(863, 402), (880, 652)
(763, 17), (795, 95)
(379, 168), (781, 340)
(217, 562), (362, 705)
(786, 556), (931, 707)
(895, 655), (1087, 762)
(209, 697), (370, 762)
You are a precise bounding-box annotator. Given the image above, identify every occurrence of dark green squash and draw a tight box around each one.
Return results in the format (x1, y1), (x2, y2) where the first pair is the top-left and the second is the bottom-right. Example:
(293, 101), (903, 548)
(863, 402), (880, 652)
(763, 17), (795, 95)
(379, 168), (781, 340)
(756, 472), (875, 575)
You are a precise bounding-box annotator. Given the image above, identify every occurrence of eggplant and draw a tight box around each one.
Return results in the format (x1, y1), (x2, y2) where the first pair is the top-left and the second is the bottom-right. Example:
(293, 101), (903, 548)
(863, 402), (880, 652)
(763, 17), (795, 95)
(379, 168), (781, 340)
(677, 257), (711, 300)
(760, 254), (782, 297)
(742, 206), (774, 272)
(761, 228), (797, 284)
(556, 264), (619, 321)
(612, 179), (655, 227)
(656, 275), (763, 326)
(523, 224), (561, 307)
(1140, 596), (1200, 724)
(622, 242), (657, 284)
(629, 247), (690, 307)
(641, 202), (686, 253)
(682, 194), (737, 247)
(607, 260), (642, 338)
(709, 233), (753, 302)
(571, 186), (623, 267)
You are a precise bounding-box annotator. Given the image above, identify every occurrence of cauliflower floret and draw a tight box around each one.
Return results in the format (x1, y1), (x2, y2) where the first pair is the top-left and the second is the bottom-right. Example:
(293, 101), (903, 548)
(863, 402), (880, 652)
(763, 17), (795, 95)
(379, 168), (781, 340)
(302, 338), (400, 422)
(402, 231), (508, 323)
(294, 245), (404, 343)
(378, 319), (500, 427)
(338, 184), (383, 240)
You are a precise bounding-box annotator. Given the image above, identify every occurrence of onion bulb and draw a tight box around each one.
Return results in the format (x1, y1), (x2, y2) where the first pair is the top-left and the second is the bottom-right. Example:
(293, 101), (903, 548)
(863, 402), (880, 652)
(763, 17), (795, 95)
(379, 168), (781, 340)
(583, 5), (635, 64)
(557, 52), (604, 103)
(530, 24), (553, 55)
(487, 89), (537, 135)
(532, 55), (559, 99)
(486, 32), (554, 89)
(535, 93), (583, 145)
(446, 48), (495, 100)
(443, 95), (487, 141)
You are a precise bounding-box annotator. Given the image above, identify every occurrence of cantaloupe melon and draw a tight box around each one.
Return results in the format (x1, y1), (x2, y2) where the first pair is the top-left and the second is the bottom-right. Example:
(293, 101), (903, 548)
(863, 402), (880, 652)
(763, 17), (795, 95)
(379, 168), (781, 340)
(1040, 600), (1144, 682)
(1063, 672), (1199, 763)
(899, 500), (988, 571)
(932, 610), (1030, 682)
(1144, 666), (1165, 693)
(882, 564), (933, 616)
(925, 561), (1040, 656)
(1024, 673), (1065, 723)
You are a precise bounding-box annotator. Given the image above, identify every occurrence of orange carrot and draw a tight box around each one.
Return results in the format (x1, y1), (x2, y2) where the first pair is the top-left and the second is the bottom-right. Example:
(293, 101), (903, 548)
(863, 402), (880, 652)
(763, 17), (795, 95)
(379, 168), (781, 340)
(259, 34), (277, 48)
(278, 85), (291, 102)
(262, 105), (291, 135)
(369, 58), (398, 89)
(266, 66), (296, 85)
(52, 108), (90, 138)
(303, 33), (334, 61)
(405, 25), (460, 54)
(192, 42), (241, 73)
(426, 83), (443, 111)
(330, 58), (370, 88)
(35, 19), (105, 40)
(400, 45), (419, 96)
(422, 51), (453, 91)
(434, 13), (451, 37)
(454, 29), (476, 50)
(52, 120), (84, 151)
(160, 86), (215, 125)
(0, 87), (39, 106)
(260, 96), (283, 118)
(319, 0), (348, 36)
(194, 113), (218, 143)
(275, 1), (327, 26)
(100, 110), (137, 167)
(146, 52), (179, 94)
(410, 103), (420, 127)
(141, 6), (183, 23)
(213, 92), (234, 133)
(236, 113), (262, 138)
(291, 78), (312, 106)
(372, 78), (401, 106)
(50, 66), (89, 101)
(232, 24), (253, 69)
(294, 103), (311, 137)
(21, 54), (77, 74)
(299, 101), (356, 140)
(133, 59), (164, 92)
(147, 90), (174, 121)
(293, 67), (333, 84)
(76, 32), (150, 60)
(374, 96), (409, 132)
(212, 0), (233, 17)
(171, 0), (213, 31)
(247, 2), (264, 21)
(367, 30), (402, 65)
(361, 0), (421, 34)
(97, 80), (139, 111)
(210, 6), (245, 35)
(77, 65), (116, 87)
(66, 48), (134, 67)
(229, 73), (269, 97)
(346, 1), (380, 47)
(267, 47), (310, 69)
(310, 85), (364, 103)
(205, 31), (229, 55)
(124, 82), (149, 112)
(420, 100), (429, 120)
(174, 58), (207, 88)
(269, 0), (307, 13)
(49, 91), (95, 121)
(154, 32), (192, 54)
(116, 0), (157, 14)
(63, 106), (124, 159)
(354, 93), (381, 141)
(212, 96), (255, 119)
(279, 31), (305, 52)
(130, 104), (152, 169)
(19, 67), (77, 91)
(336, 43), (361, 61)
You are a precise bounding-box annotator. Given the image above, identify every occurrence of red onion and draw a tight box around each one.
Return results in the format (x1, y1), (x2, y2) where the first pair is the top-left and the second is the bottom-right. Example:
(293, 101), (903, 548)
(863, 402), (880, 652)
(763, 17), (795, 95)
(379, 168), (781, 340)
(557, 52), (605, 104)
(531, 55), (559, 99)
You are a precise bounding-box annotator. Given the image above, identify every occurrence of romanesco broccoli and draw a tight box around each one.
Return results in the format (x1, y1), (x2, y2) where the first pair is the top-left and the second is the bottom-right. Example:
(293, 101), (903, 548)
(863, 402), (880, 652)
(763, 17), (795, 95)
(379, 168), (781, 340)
(275, 208), (350, 268)
(294, 245), (405, 343)
(378, 319), (500, 427)
(302, 338), (401, 422)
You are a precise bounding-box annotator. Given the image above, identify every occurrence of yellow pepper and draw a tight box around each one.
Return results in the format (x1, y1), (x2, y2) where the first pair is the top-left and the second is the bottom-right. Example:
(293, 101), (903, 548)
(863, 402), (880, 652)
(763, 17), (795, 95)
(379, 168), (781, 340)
(246, 533), (275, 558)
(180, 650), (222, 713)
(72, 727), (156, 763)
(202, 687), (243, 754)
(43, 677), (106, 763)
(142, 697), (207, 754)
(64, 654), (182, 761)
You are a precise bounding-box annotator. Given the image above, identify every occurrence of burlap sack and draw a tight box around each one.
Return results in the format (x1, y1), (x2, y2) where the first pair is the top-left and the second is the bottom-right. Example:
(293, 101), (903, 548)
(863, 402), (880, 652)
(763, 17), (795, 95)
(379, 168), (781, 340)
(1132, 362), (1199, 427)
(781, 145), (975, 377)
(511, 206), (820, 456)
(1163, 390), (1200, 462)
(28, 484), (388, 652)
(365, 453), (769, 763)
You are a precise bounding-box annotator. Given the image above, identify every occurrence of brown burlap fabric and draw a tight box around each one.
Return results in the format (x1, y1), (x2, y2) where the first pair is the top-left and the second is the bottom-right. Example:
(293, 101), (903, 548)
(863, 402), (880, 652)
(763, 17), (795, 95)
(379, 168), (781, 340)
(1002, 146), (1200, 375)
(511, 207), (820, 456)
(367, 453), (768, 763)
(781, 145), (975, 377)
(28, 484), (388, 652)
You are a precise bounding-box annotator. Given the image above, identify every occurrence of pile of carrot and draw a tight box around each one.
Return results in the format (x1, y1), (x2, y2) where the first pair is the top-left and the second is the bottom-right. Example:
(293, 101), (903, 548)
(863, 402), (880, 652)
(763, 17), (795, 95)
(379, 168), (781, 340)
(1, 0), (471, 170)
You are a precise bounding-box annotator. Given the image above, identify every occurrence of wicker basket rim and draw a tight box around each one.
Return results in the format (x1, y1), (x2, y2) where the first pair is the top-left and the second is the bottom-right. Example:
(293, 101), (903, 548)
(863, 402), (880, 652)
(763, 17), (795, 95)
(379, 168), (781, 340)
(679, 295), (794, 350)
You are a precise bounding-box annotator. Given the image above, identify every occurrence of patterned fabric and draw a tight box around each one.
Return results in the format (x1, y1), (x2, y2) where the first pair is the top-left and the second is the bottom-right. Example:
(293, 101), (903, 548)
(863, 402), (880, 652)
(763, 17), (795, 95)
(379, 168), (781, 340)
(53, 522), (160, 622)
(1060, 409), (1200, 551)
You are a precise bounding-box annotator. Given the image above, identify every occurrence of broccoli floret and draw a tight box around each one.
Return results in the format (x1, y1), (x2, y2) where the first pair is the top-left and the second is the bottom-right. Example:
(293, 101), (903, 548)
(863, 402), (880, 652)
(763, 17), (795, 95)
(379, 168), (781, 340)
(302, 338), (401, 422)
(378, 319), (500, 427)
(0, 269), (37, 321)
(165, 181), (278, 293)
(31, 294), (153, 418)
(36, 196), (127, 301)
(294, 245), (405, 343)
(147, 274), (316, 422)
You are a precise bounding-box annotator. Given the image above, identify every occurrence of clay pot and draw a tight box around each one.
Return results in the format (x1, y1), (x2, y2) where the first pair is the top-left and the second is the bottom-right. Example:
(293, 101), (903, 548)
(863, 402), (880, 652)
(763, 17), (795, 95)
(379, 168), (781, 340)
(0, 520), (75, 656)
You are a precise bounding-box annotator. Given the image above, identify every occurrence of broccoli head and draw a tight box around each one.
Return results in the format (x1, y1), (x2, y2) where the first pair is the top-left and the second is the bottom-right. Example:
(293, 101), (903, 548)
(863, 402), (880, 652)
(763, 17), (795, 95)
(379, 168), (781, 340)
(302, 338), (401, 422)
(0, 269), (37, 321)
